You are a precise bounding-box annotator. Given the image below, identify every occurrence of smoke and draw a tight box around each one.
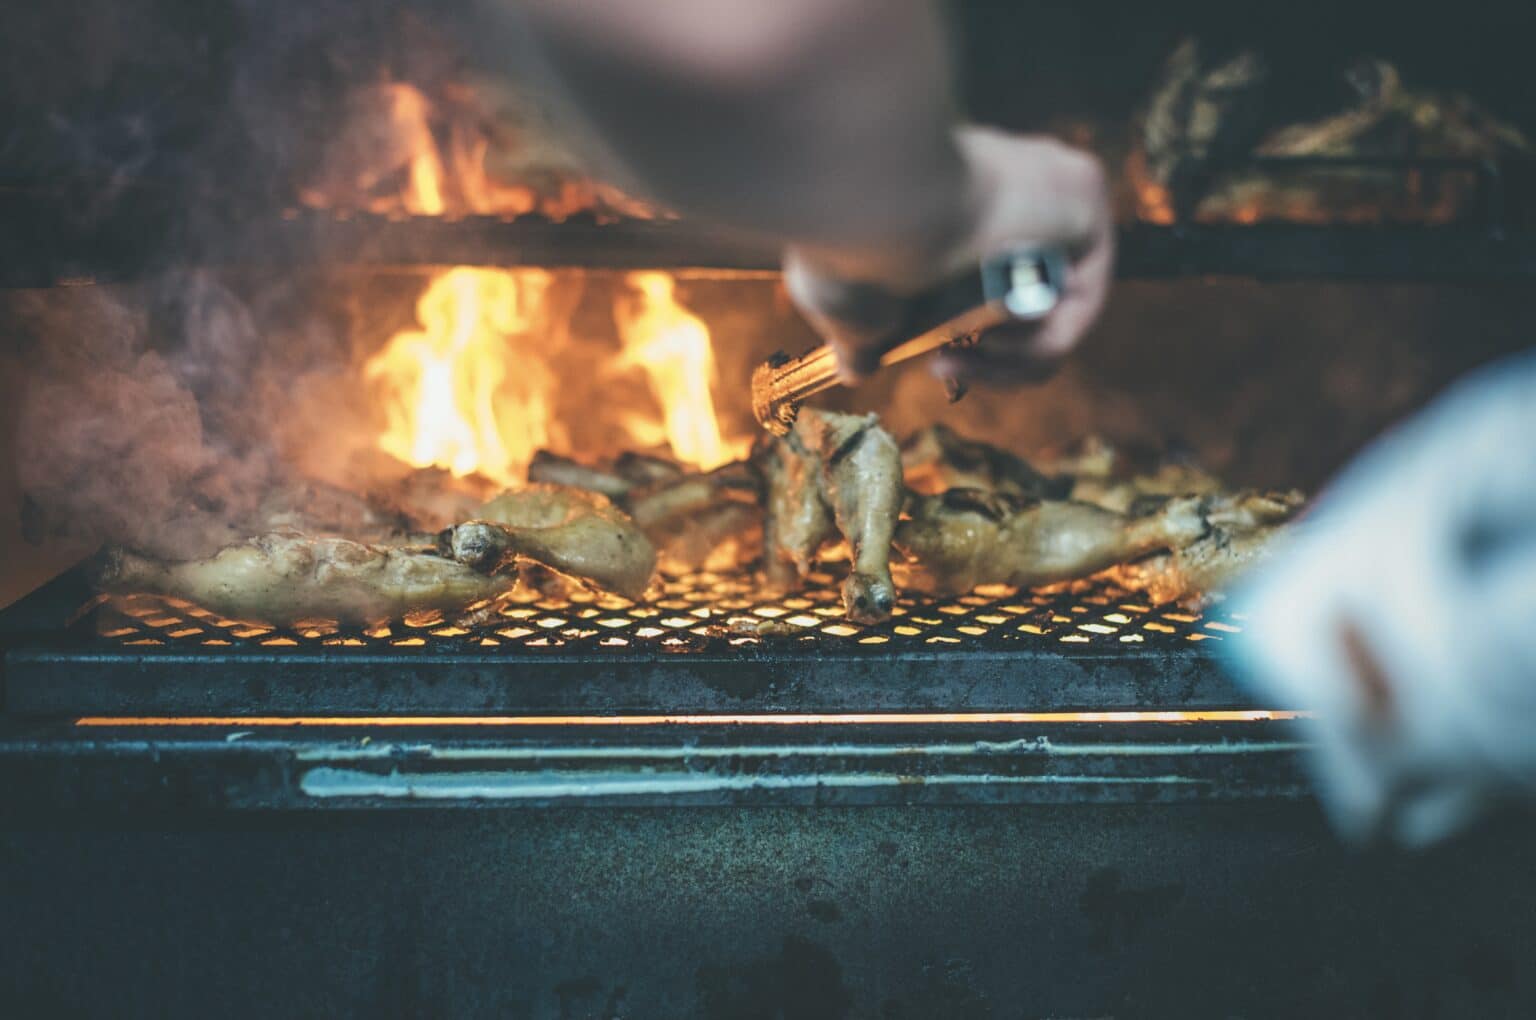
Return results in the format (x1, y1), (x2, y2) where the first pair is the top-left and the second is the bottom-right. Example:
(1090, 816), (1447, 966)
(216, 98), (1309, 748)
(9, 285), (273, 560)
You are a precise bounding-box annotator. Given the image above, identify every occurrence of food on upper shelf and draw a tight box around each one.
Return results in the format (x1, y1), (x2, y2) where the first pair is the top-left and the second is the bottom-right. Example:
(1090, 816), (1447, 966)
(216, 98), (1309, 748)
(1132, 40), (1531, 224)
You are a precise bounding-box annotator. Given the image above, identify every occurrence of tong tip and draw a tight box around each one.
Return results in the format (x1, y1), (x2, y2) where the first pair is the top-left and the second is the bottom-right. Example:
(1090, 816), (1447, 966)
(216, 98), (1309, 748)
(750, 359), (799, 436)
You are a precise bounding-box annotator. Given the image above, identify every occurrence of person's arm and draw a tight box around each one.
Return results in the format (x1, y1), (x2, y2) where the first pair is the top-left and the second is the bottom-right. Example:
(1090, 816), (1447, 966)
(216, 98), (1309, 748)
(489, 0), (1111, 382)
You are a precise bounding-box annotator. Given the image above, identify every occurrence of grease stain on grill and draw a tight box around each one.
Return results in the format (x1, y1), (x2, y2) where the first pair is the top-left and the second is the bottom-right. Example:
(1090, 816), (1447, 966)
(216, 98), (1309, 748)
(79, 566), (1236, 655)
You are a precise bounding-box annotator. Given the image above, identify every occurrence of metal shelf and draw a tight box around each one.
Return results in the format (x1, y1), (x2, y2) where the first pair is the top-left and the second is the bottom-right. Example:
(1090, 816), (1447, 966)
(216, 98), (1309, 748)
(6, 154), (1536, 284)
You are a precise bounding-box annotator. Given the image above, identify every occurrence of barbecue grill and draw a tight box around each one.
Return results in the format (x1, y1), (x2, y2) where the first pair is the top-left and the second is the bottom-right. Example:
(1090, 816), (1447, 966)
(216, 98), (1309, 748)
(8, 165), (1536, 1016)
(8, 5), (1536, 1014)
(6, 554), (1536, 1017)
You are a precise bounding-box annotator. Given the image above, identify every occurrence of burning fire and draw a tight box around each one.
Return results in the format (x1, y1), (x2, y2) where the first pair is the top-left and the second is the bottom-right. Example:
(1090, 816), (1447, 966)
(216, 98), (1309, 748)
(365, 267), (557, 487)
(365, 268), (743, 485)
(615, 272), (742, 471)
(303, 81), (658, 221)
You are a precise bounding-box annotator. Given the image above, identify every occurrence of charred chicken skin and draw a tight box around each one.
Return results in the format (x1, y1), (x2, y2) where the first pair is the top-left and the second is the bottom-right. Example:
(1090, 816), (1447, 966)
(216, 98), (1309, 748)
(92, 533), (514, 626)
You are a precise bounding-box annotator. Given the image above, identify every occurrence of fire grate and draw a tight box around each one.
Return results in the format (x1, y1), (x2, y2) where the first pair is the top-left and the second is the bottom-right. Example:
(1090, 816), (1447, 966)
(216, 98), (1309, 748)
(0, 563), (1258, 716)
(79, 564), (1240, 655)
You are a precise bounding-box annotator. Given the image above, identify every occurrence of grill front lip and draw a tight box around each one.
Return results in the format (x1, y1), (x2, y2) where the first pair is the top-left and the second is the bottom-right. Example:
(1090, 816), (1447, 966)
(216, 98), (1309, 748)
(0, 716), (1311, 812)
(1, 642), (1253, 717)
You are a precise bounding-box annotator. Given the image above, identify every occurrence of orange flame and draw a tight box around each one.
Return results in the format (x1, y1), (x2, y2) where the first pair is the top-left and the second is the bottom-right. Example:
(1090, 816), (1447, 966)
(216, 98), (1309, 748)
(615, 272), (743, 471)
(364, 268), (556, 486)
(303, 81), (660, 221)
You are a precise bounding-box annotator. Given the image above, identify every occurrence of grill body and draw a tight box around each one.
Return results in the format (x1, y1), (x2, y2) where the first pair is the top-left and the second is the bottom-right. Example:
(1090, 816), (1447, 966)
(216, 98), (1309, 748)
(6, 564), (1536, 1016)
(6, 801), (1536, 1018)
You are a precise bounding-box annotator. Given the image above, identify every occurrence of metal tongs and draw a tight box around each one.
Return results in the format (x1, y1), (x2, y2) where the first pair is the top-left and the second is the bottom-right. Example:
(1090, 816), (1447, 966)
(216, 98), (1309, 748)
(751, 246), (1067, 435)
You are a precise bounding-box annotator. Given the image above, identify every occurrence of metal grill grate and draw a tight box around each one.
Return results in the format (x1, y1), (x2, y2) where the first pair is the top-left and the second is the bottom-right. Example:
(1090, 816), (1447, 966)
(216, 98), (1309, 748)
(80, 564), (1242, 656)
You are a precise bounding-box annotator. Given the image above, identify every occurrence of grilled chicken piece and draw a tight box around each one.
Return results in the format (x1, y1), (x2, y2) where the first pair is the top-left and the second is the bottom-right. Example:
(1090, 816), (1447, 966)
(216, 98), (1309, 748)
(1134, 39), (1271, 221)
(1111, 524), (1286, 609)
(792, 410), (905, 624)
(649, 501), (762, 572)
(1145, 52), (1531, 224)
(438, 484), (657, 599)
(1202, 488), (1305, 530)
(529, 449), (757, 528)
(530, 451), (760, 570)
(901, 424), (1068, 500)
(626, 461), (760, 530)
(1109, 488), (1304, 607)
(528, 451), (634, 499)
(627, 462), (763, 571)
(755, 410), (904, 622)
(613, 452), (685, 488)
(896, 490), (1208, 594)
(754, 429), (836, 590)
(527, 450), (687, 501)
(1036, 435), (1122, 482)
(1070, 461), (1227, 514)
(92, 533), (513, 626)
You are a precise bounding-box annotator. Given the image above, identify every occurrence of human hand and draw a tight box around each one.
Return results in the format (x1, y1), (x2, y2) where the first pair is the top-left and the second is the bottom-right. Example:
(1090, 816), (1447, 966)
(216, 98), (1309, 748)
(783, 126), (1114, 386)
(1226, 350), (1536, 845)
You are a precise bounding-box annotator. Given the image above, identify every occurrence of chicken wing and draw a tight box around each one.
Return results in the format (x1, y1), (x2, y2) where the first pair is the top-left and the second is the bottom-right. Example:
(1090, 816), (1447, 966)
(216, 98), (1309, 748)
(793, 410), (905, 623)
(896, 489), (1209, 594)
(1108, 488), (1303, 607)
(628, 463), (763, 572)
(754, 429), (836, 590)
(92, 533), (513, 626)
(527, 451), (635, 499)
(1111, 524), (1285, 609)
(526, 450), (687, 501)
(626, 461), (760, 531)
(438, 484), (657, 599)
(530, 451), (760, 570)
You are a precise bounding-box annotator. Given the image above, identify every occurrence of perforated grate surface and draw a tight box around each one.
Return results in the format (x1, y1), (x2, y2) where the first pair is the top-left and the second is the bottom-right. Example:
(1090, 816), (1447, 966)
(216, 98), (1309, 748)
(78, 564), (1243, 656)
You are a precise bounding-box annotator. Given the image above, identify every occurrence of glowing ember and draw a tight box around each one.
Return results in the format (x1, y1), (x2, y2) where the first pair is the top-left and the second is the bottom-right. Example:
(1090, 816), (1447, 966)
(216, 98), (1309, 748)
(615, 272), (743, 471)
(365, 267), (557, 486)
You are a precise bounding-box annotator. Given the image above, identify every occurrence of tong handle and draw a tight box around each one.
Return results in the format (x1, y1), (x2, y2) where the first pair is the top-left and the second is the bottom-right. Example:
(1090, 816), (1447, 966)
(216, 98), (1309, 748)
(752, 246), (1067, 434)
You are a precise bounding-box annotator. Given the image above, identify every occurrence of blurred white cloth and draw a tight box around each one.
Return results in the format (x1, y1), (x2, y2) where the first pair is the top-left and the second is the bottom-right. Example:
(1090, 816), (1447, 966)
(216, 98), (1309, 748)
(1227, 348), (1536, 845)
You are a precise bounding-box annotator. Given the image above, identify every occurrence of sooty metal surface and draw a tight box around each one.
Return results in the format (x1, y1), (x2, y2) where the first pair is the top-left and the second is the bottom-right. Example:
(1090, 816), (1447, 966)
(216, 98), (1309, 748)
(0, 564), (1259, 716)
(8, 156), (1536, 285)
